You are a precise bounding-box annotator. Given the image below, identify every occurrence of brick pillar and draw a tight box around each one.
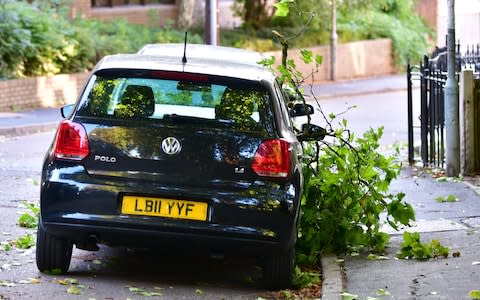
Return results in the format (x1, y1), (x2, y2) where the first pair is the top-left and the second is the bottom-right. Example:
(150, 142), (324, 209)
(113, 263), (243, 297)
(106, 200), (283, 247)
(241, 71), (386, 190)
(69, 0), (91, 19)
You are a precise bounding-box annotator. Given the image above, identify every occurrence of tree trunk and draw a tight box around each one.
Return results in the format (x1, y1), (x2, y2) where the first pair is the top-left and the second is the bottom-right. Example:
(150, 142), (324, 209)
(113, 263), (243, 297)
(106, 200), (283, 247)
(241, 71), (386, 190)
(177, 0), (195, 30)
(243, 0), (271, 29)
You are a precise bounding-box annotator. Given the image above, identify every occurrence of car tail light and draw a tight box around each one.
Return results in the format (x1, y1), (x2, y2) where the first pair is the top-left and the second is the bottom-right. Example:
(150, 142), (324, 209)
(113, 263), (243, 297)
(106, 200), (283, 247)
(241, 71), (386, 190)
(53, 120), (89, 161)
(251, 139), (291, 178)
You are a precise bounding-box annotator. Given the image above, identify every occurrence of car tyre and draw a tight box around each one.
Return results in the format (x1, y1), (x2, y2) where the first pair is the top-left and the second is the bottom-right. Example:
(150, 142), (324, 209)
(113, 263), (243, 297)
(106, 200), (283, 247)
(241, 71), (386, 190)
(36, 223), (73, 274)
(262, 245), (294, 290)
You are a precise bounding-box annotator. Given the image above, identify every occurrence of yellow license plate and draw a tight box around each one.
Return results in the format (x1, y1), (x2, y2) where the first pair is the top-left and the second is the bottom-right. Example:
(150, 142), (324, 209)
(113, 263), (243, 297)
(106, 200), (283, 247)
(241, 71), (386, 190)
(121, 196), (208, 221)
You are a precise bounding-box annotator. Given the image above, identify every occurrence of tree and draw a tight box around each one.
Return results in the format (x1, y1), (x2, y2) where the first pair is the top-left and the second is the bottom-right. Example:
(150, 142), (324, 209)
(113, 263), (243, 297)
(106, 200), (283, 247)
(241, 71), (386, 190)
(233, 0), (274, 29)
(176, 0), (195, 30)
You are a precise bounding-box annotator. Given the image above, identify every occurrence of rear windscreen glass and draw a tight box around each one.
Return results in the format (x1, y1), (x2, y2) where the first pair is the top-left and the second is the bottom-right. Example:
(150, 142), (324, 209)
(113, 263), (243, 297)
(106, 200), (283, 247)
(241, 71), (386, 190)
(76, 70), (274, 132)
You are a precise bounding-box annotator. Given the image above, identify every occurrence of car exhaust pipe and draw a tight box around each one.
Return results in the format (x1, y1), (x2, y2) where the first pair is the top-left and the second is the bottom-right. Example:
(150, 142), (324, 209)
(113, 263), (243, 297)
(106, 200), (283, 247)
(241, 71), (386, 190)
(76, 235), (100, 251)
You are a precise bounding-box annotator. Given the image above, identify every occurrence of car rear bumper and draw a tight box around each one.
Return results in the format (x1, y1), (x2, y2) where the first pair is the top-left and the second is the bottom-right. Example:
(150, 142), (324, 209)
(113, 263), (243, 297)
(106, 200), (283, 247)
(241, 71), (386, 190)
(40, 163), (300, 255)
(42, 220), (285, 255)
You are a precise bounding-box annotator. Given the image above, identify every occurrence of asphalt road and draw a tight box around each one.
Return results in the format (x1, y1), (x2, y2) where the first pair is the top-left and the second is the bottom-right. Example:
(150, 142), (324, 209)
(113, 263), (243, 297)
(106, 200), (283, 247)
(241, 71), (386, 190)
(301, 89), (420, 147)
(0, 132), (265, 300)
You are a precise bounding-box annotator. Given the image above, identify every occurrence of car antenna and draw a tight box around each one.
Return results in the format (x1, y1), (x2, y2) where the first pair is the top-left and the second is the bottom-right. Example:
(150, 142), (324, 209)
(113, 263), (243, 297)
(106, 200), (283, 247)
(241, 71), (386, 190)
(182, 32), (188, 65)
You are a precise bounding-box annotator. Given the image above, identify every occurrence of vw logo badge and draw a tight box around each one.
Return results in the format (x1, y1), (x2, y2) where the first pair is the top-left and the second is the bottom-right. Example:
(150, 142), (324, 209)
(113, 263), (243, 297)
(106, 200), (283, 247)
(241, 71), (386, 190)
(161, 137), (182, 155)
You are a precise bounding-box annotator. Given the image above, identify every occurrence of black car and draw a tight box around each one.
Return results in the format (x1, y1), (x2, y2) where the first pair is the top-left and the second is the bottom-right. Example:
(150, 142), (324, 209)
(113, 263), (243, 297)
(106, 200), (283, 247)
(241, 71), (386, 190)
(36, 44), (324, 289)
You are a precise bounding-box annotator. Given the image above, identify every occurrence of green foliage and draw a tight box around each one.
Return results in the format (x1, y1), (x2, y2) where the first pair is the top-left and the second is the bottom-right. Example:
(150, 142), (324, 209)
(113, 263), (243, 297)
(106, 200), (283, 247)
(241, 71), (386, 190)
(18, 201), (40, 228)
(337, 3), (432, 68)
(0, 1), (202, 79)
(15, 233), (35, 249)
(0, 1), (85, 77)
(260, 33), (416, 263)
(228, 0), (432, 68)
(435, 194), (458, 203)
(296, 125), (415, 264)
(469, 290), (480, 300)
(128, 286), (163, 297)
(397, 232), (449, 260)
(2, 242), (11, 252)
(291, 266), (321, 289)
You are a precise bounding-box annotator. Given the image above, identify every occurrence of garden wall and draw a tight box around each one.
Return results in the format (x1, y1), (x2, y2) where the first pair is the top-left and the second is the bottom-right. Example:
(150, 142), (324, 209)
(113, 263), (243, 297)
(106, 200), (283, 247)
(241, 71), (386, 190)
(0, 39), (393, 112)
(0, 73), (90, 111)
(89, 4), (177, 26)
(266, 38), (394, 82)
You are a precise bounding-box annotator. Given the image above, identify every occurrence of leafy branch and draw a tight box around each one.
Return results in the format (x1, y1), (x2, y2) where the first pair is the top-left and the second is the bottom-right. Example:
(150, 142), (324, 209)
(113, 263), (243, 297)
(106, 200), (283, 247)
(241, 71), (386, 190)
(263, 1), (416, 264)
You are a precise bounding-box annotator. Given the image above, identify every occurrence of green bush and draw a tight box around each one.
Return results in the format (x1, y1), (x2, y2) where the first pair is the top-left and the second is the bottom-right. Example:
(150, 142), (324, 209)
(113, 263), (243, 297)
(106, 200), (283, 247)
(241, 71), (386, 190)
(0, 1), (93, 78)
(338, 8), (431, 68)
(0, 3), (31, 78)
(229, 0), (432, 68)
(0, 1), (202, 79)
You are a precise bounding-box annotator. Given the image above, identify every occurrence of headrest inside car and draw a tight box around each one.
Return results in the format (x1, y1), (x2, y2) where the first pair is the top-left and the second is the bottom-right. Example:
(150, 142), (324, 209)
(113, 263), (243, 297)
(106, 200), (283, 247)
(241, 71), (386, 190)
(115, 85), (155, 119)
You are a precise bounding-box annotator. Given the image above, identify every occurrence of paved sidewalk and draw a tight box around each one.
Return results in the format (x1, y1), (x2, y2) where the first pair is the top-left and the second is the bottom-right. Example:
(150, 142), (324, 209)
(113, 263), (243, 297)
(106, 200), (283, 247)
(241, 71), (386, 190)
(0, 74), (410, 137)
(309, 74), (416, 99)
(0, 108), (61, 136)
(339, 167), (480, 300)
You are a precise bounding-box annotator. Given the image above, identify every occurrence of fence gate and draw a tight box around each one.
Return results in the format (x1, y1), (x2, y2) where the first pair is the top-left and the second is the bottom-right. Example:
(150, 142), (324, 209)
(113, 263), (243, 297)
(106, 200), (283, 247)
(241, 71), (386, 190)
(407, 43), (480, 168)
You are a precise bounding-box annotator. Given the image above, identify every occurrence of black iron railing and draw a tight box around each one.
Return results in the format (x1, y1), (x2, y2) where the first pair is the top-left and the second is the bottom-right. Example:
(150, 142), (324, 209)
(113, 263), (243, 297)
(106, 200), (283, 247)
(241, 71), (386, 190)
(407, 42), (480, 167)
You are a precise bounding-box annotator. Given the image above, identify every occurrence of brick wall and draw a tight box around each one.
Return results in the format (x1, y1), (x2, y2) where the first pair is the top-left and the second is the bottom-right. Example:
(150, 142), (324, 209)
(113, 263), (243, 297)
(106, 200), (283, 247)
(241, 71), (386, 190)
(0, 73), (90, 111)
(89, 4), (177, 26)
(265, 39), (394, 82)
(69, 0), (91, 18)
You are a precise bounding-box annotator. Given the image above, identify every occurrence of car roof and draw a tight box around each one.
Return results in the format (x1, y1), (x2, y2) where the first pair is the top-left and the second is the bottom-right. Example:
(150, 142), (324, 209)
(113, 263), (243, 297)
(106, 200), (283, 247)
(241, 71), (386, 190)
(93, 44), (276, 82)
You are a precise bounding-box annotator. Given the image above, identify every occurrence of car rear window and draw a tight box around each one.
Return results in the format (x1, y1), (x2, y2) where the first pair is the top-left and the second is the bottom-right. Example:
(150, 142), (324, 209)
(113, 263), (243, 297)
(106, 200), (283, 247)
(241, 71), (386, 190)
(75, 70), (274, 132)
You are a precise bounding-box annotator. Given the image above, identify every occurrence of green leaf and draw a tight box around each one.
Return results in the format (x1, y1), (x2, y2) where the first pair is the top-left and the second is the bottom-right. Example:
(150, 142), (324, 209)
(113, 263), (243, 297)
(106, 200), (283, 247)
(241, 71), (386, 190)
(44, 268), (62, 275)
(341, 292), (358, 300)
(468, 290), (480, 299)
(0, 280), (15, 287)
(436, 194), (458, 203)
(15, 234), (35, 249)
(376, 288), (391, 296)
(446, 194), (458, 202)
(257, 56), (275, 68)
(140, 291), (162, 297)
(18, 212), (38, 228)
(273, 0), (293, 17)
(315, 54), (323, 65)
(300, 49), (313, 64)
(67, 286), (82, 295)
(367, 254), (390, 260)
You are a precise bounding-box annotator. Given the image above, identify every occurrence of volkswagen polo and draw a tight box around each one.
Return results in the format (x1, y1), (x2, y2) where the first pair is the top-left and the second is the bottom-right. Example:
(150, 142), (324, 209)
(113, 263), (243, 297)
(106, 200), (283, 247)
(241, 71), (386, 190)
(36, 43), (325, 289)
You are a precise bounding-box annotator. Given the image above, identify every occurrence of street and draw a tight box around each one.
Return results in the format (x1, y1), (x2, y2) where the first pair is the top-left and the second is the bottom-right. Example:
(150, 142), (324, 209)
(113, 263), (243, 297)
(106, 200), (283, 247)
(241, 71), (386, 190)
(0, 132), (264, 299)
(1, 89), (479, 299)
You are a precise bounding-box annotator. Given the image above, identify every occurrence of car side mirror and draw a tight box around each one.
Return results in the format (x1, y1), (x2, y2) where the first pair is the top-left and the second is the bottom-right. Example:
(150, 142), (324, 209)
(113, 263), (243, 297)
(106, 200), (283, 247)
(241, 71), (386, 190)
(297, 123), (326, 142)
(289, 103), (314, 117)
(61, 104), (75, 119)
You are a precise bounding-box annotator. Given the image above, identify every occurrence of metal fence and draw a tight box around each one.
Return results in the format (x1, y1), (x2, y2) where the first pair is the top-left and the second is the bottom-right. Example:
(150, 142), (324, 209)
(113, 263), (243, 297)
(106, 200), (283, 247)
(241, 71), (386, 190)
(407, 42), (480, 168)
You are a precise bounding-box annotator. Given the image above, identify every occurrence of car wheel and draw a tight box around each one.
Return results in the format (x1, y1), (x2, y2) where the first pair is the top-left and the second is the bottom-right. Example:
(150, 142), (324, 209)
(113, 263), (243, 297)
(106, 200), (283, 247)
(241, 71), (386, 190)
(36, 223), (73, 274)
(262, 245), (295, 290)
